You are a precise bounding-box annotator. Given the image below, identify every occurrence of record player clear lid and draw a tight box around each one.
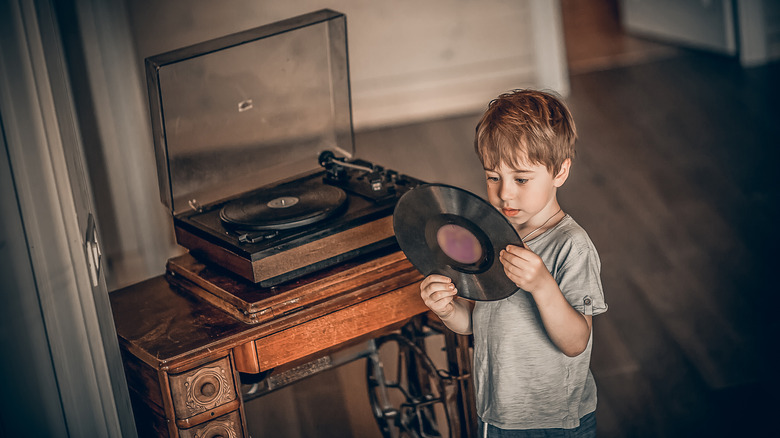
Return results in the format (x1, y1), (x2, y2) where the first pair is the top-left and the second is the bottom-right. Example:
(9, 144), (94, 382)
(146, 9), (355, 215)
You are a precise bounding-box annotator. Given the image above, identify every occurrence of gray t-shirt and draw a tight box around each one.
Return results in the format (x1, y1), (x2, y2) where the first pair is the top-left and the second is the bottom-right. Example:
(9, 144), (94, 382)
(471, 214), (607, 430)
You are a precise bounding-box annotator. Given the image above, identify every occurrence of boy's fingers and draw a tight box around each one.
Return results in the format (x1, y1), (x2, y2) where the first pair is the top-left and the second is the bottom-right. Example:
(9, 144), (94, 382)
(505, 244), (531, 256)
(434, 287), (457, 298)
(500, 249), (523, 266)
(421, 277), (456, 303)
(503, 246), (538, 266)
(501, 260), (519, 278)
(426, 284), (457, 300)
(430, 288), (457, 306)
(424, 291), (457, 316)
(421, 274), (453, 287)
(423, 281), (455, 294)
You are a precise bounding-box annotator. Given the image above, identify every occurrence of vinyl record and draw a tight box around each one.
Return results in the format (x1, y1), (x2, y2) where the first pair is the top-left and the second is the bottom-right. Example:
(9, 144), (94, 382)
(220, 184), (347, 230)
(393, 183), (522, 301)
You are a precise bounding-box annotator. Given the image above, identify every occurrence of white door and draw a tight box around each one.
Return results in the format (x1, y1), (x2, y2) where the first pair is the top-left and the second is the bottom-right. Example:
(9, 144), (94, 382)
(619, 0), (737, 55)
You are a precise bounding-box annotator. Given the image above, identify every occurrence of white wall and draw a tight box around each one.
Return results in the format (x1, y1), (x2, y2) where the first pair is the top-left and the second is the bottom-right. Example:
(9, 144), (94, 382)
(126, 0), (566, 130)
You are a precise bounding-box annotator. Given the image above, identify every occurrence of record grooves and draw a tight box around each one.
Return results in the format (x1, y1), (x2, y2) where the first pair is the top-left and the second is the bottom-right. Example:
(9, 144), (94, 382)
(393, 184), (523, 301)
(219, 184), (347, 231)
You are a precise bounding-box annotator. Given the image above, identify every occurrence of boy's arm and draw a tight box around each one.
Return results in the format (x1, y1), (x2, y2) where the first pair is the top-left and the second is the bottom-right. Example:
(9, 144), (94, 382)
(500, 245), (592, 356)
(527, 280), (592, 356)
(420, 274), (474, 335)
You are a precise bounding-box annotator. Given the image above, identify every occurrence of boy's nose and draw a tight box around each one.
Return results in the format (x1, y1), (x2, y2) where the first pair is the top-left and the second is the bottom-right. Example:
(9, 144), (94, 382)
(498, 180), (515, 201)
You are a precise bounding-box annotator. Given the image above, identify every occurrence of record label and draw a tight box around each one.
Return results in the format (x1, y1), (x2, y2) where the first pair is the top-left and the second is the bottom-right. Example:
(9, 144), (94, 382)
(436, 224), (482, 264)
(393, 183), (522, 301)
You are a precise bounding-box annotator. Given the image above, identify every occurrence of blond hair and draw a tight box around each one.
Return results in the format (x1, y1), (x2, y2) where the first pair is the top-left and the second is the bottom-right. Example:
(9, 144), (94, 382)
(475, 89), (577, 175)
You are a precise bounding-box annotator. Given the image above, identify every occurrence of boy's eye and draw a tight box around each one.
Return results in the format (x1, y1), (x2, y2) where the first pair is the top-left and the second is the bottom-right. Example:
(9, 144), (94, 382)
(515, 178), (529, 184)
(486, 176), (499, 182)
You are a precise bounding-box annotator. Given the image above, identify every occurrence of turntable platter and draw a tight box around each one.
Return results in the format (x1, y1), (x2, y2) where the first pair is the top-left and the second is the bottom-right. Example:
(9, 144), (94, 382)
(220, 184), (347, 230)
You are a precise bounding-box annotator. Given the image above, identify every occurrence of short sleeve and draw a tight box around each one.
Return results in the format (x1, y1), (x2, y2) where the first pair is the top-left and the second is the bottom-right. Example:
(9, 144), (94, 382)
(526, 216), (608, 317)
(555, 239), (608, 316)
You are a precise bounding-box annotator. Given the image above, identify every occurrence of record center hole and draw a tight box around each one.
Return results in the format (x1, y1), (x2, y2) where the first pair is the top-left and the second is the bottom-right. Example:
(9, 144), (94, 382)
(436, 224), (482, 264)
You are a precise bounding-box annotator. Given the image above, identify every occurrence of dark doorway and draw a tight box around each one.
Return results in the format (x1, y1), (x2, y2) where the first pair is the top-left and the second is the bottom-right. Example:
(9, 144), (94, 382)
(561, 0), (682, 74)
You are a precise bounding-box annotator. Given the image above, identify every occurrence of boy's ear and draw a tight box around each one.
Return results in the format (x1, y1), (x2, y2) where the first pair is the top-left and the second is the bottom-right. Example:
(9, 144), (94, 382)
(553, 158), (571, 188)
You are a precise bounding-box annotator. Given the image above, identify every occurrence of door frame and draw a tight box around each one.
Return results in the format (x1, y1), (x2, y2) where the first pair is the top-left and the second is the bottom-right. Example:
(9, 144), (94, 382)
(0, 0), (135, 435)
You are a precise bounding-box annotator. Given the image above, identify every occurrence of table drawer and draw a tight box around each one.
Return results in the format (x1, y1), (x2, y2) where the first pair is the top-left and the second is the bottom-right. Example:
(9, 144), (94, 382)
(168, 356), (237, 420)
(178, 410), (243, 438)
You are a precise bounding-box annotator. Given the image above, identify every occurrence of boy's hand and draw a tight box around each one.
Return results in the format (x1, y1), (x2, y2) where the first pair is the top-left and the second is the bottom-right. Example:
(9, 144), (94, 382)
(499, 245), (556, 293)
(420, 274), (458, 319)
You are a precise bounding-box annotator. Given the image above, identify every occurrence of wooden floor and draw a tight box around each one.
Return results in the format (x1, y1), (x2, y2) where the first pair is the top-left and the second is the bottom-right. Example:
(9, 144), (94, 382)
(560, 52), (779, 437)
(244, 50), (779, 437)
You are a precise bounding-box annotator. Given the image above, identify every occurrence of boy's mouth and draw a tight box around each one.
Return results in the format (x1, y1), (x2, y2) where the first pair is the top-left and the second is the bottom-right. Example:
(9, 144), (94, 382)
(502, 208), (520, 217)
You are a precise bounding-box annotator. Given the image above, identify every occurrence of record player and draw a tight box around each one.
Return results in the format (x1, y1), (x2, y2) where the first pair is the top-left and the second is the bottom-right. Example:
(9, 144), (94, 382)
(145, 9), (423, 286)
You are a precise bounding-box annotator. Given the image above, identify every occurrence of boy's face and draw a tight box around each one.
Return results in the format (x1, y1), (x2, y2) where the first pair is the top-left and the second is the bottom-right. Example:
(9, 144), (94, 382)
(484, 158), (570, 233)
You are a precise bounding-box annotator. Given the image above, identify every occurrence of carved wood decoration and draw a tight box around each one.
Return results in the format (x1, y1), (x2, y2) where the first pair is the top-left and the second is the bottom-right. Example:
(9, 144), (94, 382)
(169, 357), (237, 420)
(178, 410), (242, 438)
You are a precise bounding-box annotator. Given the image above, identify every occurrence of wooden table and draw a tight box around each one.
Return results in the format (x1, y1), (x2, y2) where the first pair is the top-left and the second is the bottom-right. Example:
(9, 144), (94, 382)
(110, 249), (475, 437)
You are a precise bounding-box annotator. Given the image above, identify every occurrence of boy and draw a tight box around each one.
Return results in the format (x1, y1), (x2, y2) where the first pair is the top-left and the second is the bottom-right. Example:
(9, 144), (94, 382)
(420, 89), (607, 437)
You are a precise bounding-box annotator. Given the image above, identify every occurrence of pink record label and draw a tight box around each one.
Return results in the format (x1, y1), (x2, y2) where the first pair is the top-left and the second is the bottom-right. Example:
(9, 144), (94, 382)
(436, 224), (483, 265)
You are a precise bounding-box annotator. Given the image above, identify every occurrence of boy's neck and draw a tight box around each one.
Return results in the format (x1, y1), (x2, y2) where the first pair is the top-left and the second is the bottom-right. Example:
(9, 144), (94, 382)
(519, 205), (564, 242)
